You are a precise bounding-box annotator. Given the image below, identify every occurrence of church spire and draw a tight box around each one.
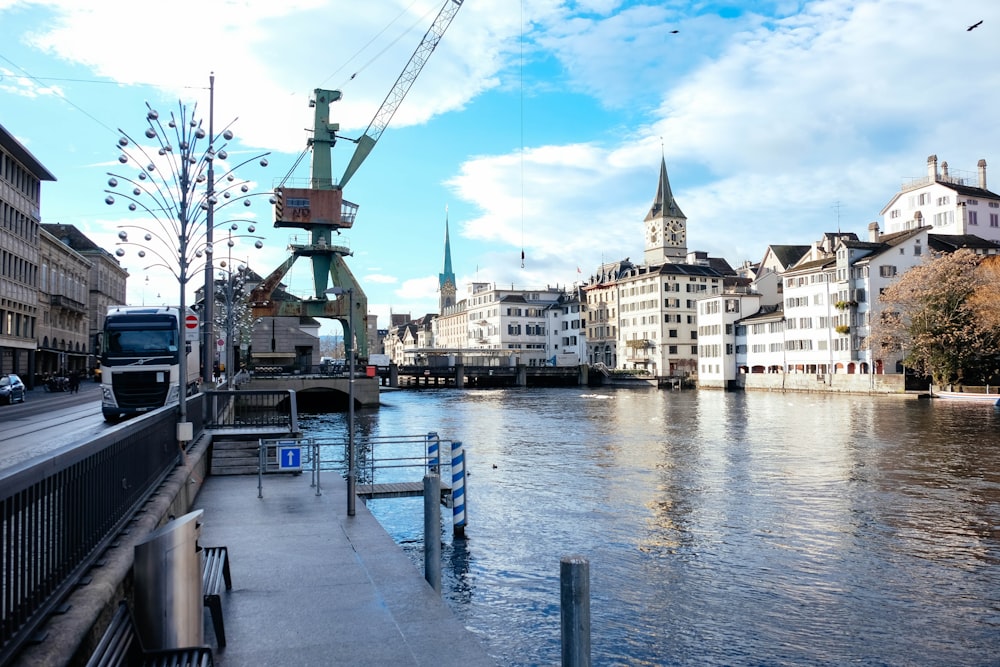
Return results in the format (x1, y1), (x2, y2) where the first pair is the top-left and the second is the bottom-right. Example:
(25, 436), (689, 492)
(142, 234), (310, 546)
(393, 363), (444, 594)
(439, 207), (456, 312)
(645, 155), (686, 222)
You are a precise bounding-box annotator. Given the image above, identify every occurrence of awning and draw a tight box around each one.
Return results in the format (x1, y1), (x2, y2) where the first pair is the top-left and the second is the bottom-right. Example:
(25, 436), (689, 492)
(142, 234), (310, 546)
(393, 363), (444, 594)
(251, 352), (296, 358)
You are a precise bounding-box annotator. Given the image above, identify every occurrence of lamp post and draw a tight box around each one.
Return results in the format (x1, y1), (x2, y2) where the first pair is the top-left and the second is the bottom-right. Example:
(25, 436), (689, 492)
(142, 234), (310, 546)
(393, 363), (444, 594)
(105, 90), (271, 447)
(325, 286), (356, 516)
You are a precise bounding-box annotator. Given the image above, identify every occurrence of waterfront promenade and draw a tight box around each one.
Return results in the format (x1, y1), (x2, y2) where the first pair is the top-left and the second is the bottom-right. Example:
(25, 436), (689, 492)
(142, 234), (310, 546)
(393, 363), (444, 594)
(191, 470), (496, 666)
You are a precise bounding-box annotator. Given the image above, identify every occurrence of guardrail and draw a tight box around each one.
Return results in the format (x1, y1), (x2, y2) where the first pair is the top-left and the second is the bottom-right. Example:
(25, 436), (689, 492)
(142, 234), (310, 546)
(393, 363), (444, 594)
(0, 395), (204, 664)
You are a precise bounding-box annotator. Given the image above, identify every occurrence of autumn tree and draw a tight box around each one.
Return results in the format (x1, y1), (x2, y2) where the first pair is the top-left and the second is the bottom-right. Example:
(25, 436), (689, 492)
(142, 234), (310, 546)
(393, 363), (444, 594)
(869, 249), (999, 387)
(968, 255), (1000, 333)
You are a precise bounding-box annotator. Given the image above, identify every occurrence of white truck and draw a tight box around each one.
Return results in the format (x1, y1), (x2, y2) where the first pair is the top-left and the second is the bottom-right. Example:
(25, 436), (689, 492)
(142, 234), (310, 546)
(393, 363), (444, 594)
(100, 306), (201, 422)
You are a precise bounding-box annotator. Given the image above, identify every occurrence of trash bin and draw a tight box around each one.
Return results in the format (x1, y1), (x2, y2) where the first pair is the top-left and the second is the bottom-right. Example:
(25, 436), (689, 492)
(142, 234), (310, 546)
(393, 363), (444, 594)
(366, 366), (376, 377)
(133, 509), (204, 649)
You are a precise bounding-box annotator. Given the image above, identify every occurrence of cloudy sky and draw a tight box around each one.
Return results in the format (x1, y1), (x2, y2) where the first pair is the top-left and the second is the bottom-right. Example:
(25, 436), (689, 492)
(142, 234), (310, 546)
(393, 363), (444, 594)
(2, 0), (997, 333)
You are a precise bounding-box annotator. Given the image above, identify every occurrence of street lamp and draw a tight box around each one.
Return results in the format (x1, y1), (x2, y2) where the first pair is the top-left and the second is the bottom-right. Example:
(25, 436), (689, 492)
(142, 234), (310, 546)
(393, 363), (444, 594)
(105, 91), (271, 447)
(325, 286), (355, 516)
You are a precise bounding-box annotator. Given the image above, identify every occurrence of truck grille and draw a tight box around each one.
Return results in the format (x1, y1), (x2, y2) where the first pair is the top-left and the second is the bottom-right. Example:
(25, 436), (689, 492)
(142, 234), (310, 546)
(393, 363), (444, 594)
(111, 371), (170, 409)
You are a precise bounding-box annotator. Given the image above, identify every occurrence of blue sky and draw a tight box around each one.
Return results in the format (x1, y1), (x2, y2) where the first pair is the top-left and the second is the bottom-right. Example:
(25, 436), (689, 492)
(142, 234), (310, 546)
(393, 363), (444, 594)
(2, 0), (998, 334)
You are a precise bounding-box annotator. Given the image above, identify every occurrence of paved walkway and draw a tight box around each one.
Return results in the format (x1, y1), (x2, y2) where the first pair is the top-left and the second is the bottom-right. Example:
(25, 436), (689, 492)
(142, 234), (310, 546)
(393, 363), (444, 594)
(191, 470), (496, 666)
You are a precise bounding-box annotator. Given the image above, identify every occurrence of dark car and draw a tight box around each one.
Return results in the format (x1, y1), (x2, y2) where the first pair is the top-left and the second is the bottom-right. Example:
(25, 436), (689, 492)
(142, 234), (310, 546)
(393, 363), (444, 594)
(0, 373), (25, 404)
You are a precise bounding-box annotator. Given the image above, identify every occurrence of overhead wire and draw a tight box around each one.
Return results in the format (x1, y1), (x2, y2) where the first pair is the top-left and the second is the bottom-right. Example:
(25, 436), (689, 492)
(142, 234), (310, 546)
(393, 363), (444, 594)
(520, 0), (525, 269)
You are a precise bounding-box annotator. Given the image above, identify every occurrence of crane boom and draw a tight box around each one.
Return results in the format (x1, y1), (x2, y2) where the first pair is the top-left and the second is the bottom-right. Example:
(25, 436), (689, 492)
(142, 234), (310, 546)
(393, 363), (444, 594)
(339, 0), (465, 188)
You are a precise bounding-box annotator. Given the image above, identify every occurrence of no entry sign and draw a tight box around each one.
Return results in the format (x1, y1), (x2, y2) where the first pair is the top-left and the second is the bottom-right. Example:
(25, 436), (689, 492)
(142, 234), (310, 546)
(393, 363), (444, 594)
(184, 313), (199, 342)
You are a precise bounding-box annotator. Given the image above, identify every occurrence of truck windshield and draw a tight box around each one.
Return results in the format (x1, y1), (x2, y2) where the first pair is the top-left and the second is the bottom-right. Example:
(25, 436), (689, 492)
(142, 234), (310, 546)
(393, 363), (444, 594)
(104, 326), (178, 356)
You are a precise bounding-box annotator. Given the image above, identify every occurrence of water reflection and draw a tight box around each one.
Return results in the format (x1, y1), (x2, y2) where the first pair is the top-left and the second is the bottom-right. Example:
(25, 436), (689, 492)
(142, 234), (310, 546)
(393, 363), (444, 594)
(299, 389), (1000, 666)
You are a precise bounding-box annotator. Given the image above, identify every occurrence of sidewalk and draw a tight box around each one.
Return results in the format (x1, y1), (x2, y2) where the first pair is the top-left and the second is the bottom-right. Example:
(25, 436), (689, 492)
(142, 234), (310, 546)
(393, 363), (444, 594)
(191, 469), (496, 666)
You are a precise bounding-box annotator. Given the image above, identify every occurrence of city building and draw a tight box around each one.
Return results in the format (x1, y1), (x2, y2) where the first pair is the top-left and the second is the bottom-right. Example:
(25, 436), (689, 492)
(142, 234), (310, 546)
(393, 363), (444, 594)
(42, 223), (128, 374)
(1, 123), (54, 384)
(880, 155), (1000, 243)
(37, 226), (91, 377)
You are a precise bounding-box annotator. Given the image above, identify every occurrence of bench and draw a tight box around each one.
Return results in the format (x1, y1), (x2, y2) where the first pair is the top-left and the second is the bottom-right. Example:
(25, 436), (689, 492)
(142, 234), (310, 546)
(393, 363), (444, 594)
(201, 545), (232, 647)
(86, 600), (214, 667)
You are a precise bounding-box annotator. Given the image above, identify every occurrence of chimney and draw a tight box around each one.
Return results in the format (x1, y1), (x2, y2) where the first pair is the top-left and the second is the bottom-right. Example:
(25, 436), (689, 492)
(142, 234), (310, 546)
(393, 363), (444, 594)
(868, 221), (880, 242)
(914, 211), (923, 228)
(978, 159), (987, 189)
(941, 161), (949, 180)
(927, 154), (938, 182)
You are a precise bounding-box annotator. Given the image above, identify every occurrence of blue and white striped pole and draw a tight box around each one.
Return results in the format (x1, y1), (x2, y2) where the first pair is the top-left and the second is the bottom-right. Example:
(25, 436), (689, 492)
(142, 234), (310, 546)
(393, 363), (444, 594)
(426, 431), (440, 474)
(451, 440), (466, 538)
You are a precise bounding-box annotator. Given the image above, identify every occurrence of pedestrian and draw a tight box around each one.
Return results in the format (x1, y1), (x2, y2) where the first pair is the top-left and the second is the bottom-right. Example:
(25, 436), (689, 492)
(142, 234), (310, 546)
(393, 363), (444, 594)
(68, 371), (80, 393)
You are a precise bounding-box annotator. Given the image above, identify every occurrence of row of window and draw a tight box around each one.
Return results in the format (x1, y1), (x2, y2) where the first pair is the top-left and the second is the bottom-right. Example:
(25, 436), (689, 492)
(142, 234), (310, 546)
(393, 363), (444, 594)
(1, 153), (42, 202)
(1, 202), (38, 241)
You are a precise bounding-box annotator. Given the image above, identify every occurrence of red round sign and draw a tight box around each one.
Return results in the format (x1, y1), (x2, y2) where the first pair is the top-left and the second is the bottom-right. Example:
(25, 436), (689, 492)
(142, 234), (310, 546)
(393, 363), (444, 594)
(185, 314), (199, 329)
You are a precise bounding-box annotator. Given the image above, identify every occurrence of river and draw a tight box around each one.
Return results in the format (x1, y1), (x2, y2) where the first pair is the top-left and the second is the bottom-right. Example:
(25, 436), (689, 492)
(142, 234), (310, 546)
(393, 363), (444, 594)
(299, 387), (1000, 666)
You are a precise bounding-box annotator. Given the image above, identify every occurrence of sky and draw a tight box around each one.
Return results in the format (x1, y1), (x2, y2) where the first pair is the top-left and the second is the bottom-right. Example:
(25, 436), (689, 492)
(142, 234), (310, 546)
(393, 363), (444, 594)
(2, 0), (998, 335)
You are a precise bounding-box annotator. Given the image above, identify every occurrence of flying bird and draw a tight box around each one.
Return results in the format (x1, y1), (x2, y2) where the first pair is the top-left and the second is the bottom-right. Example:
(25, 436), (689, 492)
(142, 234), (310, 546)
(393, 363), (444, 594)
(670, 29), (679, 34)
(967, 20), (982, 31)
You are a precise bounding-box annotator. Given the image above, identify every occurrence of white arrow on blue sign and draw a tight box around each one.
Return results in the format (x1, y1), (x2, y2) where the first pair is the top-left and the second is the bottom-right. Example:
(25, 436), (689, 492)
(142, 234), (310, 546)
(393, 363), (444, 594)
(277, 445), (302, 471)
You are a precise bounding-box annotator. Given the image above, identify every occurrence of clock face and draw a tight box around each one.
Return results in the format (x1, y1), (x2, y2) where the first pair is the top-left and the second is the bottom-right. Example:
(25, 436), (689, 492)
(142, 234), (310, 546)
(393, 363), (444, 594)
(666, 220), (685, 244)
(648, 221), (660, 245)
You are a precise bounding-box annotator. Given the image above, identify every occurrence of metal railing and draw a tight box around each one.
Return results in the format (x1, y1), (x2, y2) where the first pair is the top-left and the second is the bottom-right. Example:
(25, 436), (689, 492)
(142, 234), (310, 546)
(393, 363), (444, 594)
(305, 433), (452, 490)
(0, 395), (204, 664)
(202, 389), (299, 433)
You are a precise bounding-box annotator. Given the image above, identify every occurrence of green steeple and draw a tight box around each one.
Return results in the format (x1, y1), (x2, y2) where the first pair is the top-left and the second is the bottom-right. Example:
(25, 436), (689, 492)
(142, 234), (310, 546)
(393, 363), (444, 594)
(439, 210), (456, 311)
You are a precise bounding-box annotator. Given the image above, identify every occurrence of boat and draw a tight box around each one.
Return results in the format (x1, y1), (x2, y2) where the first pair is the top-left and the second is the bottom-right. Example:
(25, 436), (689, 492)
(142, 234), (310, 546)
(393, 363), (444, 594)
(931, 389), (1000, 405)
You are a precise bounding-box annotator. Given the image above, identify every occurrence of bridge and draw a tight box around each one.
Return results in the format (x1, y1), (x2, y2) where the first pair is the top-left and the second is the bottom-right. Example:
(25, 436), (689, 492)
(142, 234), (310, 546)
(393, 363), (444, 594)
(377, 363), (591, 388)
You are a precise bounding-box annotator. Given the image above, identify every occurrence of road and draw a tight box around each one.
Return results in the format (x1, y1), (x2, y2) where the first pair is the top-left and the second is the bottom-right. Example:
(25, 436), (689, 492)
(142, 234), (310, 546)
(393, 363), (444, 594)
(0, 379), (110, 470)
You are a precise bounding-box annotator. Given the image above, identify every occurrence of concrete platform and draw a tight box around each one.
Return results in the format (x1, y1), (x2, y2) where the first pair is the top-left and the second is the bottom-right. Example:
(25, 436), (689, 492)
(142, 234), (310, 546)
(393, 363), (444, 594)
(191, 471), (495, 666)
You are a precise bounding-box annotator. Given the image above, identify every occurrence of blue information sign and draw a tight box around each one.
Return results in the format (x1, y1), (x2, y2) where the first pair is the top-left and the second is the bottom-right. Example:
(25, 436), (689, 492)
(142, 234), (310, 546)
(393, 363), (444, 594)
(277, 445), (302, 471)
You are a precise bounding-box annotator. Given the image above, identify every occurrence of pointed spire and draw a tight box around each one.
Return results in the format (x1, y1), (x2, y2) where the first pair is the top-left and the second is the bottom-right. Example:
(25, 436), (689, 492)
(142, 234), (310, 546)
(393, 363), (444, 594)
(442, 208), (454, 278)
(439, 206), (456, 312)
(645, 155), (686, 222)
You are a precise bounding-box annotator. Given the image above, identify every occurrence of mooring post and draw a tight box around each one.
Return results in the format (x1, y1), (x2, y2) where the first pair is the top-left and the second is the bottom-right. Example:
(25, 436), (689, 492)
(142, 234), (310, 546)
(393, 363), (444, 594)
(560, 555), (591, 667)
(423, 473), (442, 593)
(451, 440), (467, 539)
(426, 432), (440, 474)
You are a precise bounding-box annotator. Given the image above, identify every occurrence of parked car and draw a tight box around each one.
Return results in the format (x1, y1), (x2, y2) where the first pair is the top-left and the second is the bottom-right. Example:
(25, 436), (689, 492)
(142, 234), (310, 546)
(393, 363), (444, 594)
(0, 373), (26, 404)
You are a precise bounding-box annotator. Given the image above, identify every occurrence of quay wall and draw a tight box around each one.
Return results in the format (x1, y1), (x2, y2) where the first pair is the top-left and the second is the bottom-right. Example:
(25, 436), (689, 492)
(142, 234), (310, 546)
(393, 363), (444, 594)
(700, 373), (906, 394)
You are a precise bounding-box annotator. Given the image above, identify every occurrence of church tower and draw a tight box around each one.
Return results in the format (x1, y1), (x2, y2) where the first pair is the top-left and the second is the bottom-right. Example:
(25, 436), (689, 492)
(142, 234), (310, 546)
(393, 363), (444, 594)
(643, 156), (687, 265)
(439, 211), (456, 313)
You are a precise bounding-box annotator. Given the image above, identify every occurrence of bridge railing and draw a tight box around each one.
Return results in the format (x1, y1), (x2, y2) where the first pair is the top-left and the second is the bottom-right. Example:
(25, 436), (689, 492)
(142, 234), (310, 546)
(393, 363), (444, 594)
(0, 395), (204, 664)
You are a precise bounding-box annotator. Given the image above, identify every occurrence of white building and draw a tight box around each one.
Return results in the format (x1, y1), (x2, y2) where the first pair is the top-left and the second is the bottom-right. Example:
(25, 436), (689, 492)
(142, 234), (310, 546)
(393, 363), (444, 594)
(544, 289), (586, 365)
(881, 155), (1000, 243)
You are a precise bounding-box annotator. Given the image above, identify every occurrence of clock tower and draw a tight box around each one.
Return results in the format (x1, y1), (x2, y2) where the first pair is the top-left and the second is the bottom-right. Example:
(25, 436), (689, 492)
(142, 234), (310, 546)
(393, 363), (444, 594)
(439, 213), (457, 313)
(643, 156), (687, 265)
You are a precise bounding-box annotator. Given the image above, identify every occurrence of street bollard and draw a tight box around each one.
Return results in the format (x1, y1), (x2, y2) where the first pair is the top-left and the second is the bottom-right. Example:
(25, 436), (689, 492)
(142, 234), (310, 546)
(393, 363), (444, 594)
(424, 473), (442, 593)
(560, 555), (591, 667)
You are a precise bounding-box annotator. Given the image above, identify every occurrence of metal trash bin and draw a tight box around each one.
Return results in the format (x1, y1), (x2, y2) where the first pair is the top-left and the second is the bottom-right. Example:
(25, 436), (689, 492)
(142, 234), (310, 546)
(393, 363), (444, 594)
(134, 509), (204, 649)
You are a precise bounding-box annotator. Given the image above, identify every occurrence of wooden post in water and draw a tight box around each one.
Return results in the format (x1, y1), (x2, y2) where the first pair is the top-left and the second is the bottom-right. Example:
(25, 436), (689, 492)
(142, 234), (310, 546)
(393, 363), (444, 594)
(560, 555), (590, 667)
(424, 474), (441, 593)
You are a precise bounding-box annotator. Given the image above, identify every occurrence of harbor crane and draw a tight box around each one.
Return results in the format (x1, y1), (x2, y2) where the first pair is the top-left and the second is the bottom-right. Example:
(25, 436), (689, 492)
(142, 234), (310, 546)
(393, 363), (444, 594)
(250, 0), (466, 358)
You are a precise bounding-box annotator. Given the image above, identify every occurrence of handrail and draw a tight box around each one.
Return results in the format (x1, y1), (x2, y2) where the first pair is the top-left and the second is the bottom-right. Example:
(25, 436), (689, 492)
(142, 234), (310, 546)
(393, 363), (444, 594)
(202, 389), (299, 433)
(0, 396), (204, 664)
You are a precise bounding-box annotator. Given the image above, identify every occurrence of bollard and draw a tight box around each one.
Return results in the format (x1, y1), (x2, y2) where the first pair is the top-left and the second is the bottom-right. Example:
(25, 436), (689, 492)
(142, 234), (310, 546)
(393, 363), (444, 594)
(424, 474), (442, 593)
(560, 555), (591, 667)
(426, 432), (440, 474)
(451, 440), (466, 539)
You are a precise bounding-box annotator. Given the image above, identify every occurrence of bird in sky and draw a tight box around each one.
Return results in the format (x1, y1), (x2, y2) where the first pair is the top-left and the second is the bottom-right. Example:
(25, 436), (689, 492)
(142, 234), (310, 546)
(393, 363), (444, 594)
(670, 29), (679, 34)
(967, 20), (983, 31)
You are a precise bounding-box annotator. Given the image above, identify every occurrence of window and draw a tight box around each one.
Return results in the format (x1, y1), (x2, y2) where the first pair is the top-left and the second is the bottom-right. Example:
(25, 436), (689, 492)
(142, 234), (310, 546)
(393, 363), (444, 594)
(992, 213), (999, 228)
(970, 211), (978, 226)
(880, 265), (897, 278)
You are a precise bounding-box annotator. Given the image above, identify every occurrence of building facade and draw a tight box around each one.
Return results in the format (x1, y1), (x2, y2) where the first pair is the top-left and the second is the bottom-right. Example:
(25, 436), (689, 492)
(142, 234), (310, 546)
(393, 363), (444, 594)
(37, 227), (91, 377)
(1, 124), (54, 383)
